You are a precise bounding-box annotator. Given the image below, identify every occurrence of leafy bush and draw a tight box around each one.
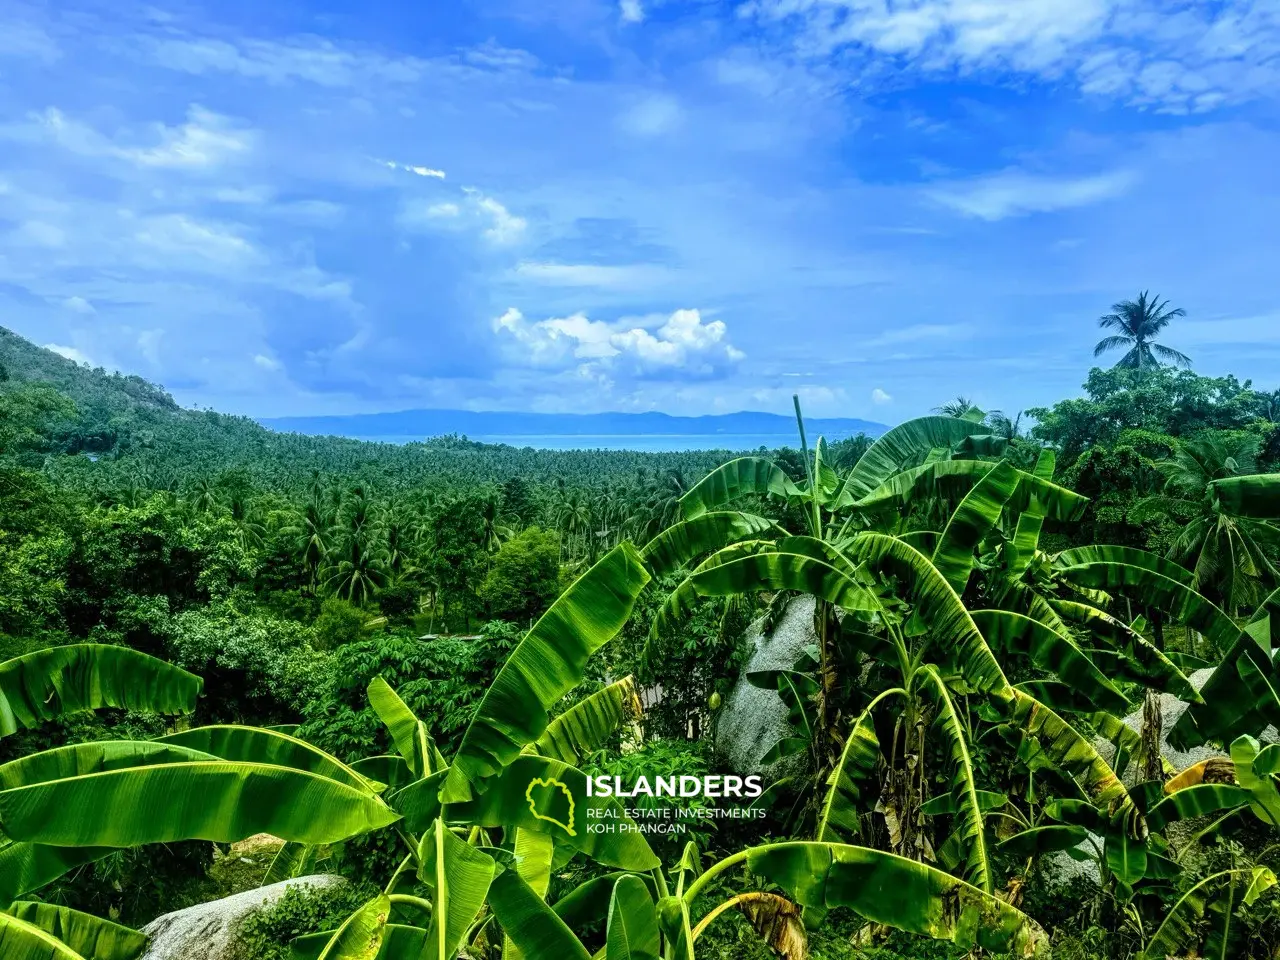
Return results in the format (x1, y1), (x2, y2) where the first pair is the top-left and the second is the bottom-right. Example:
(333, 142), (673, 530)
(235, 883), (374, 960)
(313, 596), (367, 650)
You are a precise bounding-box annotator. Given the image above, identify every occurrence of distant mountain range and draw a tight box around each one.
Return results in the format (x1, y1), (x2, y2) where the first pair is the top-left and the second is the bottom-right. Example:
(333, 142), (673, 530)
(260, 409), (889, 449)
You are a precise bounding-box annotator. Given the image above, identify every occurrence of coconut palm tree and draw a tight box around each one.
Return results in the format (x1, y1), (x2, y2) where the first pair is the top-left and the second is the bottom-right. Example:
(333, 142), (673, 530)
(1094, 290), (1192, 371)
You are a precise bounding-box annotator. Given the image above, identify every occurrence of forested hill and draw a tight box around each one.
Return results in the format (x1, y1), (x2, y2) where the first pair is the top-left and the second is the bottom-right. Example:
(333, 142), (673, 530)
(0, 326), (835, 494)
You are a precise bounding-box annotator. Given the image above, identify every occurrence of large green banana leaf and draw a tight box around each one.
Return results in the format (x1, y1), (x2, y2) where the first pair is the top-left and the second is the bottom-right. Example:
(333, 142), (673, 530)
(418, 818), (496, 960)
(290, 924), (428, 960)
(932, 461), (1020, 594)
(972, 610), (1129, 714)
(1007, 450), (1056, 576)
(815, 692), (897, 844)
(0, 761), (400, 847)
(442, 543), (651, 803)
(262, 842), (320, 885)
(367, 677), (436, 779)
(315, 895), (390, 960)
(648, 540), (776, 642)
(605, 874), (661, 960)
(488, 868), (592, 960)
(1048, 599), (1199, 701)
(742, 842), (1046, 955)
(1053, 545), (1195, 586)
(0, 839), (115, 904)
(504, 828), (556, 960)
(1007, 690), (1142, 838)
(678, 458), (799, 520)
(1209, 474), (1280, 519)
(641, 512), (781, 577)
(158, 725), (379, 793)
(6, 903), (146, 960)
(1142, 867), (1277, 960)
(1145, 784), (1252, 831)
(848, 460), (990, 513)
(351, 755), (416, 794)
(920, 667), (992, 892)
(0, 912), (87, 960)
(998, 825), (1090, 860)
(1230, 735), (1280, 826)
(534, 677), (642, 766)
(552, 873), (657, 935)
(836, 416), (996, 504)
(0, 645), (202, 737)
(842, 534), (1013, 699)
(0, 741), (217, 790)
(687, 549), (876, 613)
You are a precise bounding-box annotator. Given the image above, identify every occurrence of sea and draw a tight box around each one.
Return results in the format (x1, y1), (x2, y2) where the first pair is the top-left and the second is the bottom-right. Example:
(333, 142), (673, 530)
(358, 433), (807, 452)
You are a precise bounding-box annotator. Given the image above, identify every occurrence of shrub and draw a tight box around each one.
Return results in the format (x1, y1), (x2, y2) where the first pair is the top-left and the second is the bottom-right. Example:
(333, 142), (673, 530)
(235, 883), (373, 960)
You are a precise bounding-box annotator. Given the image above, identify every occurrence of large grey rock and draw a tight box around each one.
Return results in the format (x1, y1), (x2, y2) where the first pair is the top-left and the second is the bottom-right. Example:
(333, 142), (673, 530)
(716, 596), (817, 776)
(139, 875), (346, 960)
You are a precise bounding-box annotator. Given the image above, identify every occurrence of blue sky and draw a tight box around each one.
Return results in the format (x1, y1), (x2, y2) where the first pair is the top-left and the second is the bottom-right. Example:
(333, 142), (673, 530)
(3, 0), (1279, 420)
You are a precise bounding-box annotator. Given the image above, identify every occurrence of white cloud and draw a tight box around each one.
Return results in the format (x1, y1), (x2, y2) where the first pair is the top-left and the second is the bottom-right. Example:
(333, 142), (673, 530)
(620, 95), (682, 137)
(871, 387), (893, 404)
(134, 215), (260, 265)
(143, 34), (427, 87)
(400, 189), (526, 245)
(426, 202), (460, 218)
(927, 168), (1137, 220)
(864, 323), (971, 348)
(45, 343), (93, 365)
(514, 261), (671, 288)
(379, 158), (446, 179)
(254, 353), (282, 370)
(12, 221), (67, 248)
(468, 190), (526, 245)
(0, 22), (60, 61)
(63, 296), (96, 315)
(493, 307), (744, 379)
(620, 0), (645, 24)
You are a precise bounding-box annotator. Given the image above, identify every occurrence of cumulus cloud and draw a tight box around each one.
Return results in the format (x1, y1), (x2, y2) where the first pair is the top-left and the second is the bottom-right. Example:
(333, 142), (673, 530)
(871, 387), (892, 404)
(45, 343), (93, 365)
(927, 168), (1137, 220)
(403, 189), (525, 245)
(493, 307), (745, 379)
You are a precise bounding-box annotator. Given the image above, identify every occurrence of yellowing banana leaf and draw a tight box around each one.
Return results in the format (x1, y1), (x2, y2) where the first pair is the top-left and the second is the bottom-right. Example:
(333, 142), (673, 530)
(534, 677), (643, 767)
(6, 902), (146, 960)
(417, 819), (497, 960)
(289, 924), (427, 960)
(158, 725), (379, 793)
(442, 544), (650, 803)
(0, 741), (217, 790)
(0, 761), (400, 847)
(837, 416), (996, 505)
(678, 458), (800, 520)
(0, 645), (202, 738)
(488, 868), (592, 960)
(743, 842), (1046, 956)
(605, 874), (660, 960)
(0, 912), (87, 960)
(641, 512), (781, 577)
(315, 895), (390, 960)
(1208, 474), (1280, 520)
(843, 533), (1013, 700)
(972, 609), (1129, 714)
(367, 677), (436, 779)
(0, 839), (116, 904)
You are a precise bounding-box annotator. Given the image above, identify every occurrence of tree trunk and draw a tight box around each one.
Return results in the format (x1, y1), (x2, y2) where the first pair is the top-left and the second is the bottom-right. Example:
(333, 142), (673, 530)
(1141, 688), (1165, 782)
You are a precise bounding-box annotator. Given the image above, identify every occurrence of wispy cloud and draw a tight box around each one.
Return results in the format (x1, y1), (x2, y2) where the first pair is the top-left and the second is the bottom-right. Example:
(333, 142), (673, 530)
(927, 168), (1137, 220)
(513, 261), (671, 288)
(378, 158), (446, 179)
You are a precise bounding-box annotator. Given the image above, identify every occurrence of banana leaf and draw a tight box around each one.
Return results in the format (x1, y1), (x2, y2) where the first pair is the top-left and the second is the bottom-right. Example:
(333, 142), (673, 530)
(606, 874), (660, 960)
(641, 512), (781, 577)
(836, 416), (996, 504)
(0, 761), (401, 847)
(443, 543), (651, 803)
(315, 895), (390, 960)
(648, 540), (776, 642)
(0, 839), (116, 904)
(743, 842), (1046, 955)
(418, 819), (497, 960)
(552, 873), (657, 935)
(1145, 784), (1252, 831)
(351, 755), (416, 794)
(158, 725), (379, 793)
(678, 459), (799, 520)
(5, 902), (146, 960)
(1142, 867), (1276, 960)
(263, 842), (320, 885)
(932, 461), (1019, 595)
(1053, 546), (1195, 586)
(504, 828), (555, 960)
(998, 825), (1090, 860)
(0, 741), (217, 790)
(534, 677), (642, 767)
(0, 912), (87, 960)
(848, 460), (991, 512)
(290, 924), (428, 960)
(0, 645), (202, 737)
(920, 790), (1007, 816)
(488, 868), (592, 960)
(367, 677), (436, 779)
(688, 550), (876, 613)
(1209, 474), (1280, 520)
(815, 693), (893, 844)
(1007, 450), (1056, 576)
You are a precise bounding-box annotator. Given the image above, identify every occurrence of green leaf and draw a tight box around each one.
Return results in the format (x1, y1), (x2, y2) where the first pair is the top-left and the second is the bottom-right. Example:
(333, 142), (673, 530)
(815, 695), (893, 844)
(743, 842), (1046, 955)
(315, 895), (390, 960)
(837, 416), (997, 504)
(0, 645), (202, 738)
(488, 868), (592, 960)
(678, 458), (799, 520)
(648, 540), (776, 642)
(534, 677), (642, 767)
(158, 725), (379, 794)
(1146, 784), (1252, 832)
(0, 740), (217, 790)
(641, 512), (781, 577)
(442, 543), (651, 803)
(0, 839), (115, 904)
(1053, 546), (1195, 586)
(552, 874), (655, 935)
(972, 610), (1129, 714)
(932, 461), (1020, 594)
(289, 925), (427, 960)
(1231, 735), (1280, 827)
(6, 903), (146, 960)
(1007, 450), (1056, 576)
(0, 761), (400, 847)
(350, 756), (416, 794)
(367, 677), (434, 779)
(1142, 868), (1277, 960)
(0, 912), (88, 960)
(920, 790), (1007, 817)
(1208, 474), (1280, 520)
(687, 549), (877, 613)
(997, 825), (1090, 860)
(849, 460), (992, 513)
(418, 819), (497, 960)
(262, 842), (319, 886)
(1171, 634), (1279, 749)
(605, 875), (661, 960)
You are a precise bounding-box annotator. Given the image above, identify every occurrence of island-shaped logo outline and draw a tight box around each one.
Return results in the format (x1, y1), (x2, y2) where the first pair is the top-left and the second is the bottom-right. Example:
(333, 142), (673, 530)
(525, 776), (577, 837)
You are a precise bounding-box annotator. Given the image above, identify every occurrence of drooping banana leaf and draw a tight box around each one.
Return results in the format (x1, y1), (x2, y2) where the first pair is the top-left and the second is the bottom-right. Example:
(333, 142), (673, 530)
(503, 828), (555, 960)
(920, 790), (1007, 816)
(552, 873), (657, 936)
(1145, 784), (1252, 831)
(931, 461), (1019, 595)
(641, 512), (781, 577)
(1208, 474), (1280, 520)
(289, 924), (428, 960)
(741, 842), (1047, 955)
(417, 818), (497, 960)
(920, 667), (992, 892)
(0, 839), (116, 904)
(0, 741), (217, 790)
(648, 540), (776, 642)
(5, 902), (146, 960)
(442, 543), (651, 803)
(836, 416), (996, 505)
(815, 691), (898, 844)
(605, 874), (661, 960)
(848, 460), (991, 513)
(1231, 735), (1280, 827)
(315, 894), (390, 960)
(367, 677), (436, 779)
(0, 762), (401, 847)
(350, 755), (416, 794)
(972, 610), (1129, 714)
(1048, 599), (1199, 701)
(843, 534), (1013, 699)
(158, 725), (380, 793)
(1141, 867), (1277, 960)
(1007, 450), (1055, 576)
(1053, 545), (1195, 586)
(0, 912), (88, 960)
(678, 458), (800, 520)
(687, 550), (876, 613)
(0, 645), (203, 737)
(488, 868), (592, 960)
(263, 842), (320, 885)
(534, 677), (642, 767)
(998, 825), (1091, 860)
